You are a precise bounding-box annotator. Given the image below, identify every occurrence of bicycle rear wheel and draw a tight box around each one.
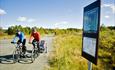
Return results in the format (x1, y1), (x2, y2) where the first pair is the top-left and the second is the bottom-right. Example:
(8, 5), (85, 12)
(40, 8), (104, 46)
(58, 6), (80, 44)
(45, 46), (47, 53)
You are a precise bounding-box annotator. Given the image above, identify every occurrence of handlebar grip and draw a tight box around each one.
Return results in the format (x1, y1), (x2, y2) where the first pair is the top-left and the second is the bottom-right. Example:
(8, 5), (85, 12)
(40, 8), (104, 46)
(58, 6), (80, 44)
(11, 42), (17, 44)
(11, 42), (14, 43)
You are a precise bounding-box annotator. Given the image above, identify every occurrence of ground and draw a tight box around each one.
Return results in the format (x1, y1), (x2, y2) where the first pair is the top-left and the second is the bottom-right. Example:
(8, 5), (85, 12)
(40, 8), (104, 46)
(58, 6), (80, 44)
(0, 36), (53, 70)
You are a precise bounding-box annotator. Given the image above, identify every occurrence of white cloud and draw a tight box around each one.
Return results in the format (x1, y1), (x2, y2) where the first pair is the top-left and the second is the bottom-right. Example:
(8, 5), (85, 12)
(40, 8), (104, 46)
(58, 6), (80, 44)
(27, 19), (35, 23)
(104, 15), (110, 19)
(54, 21), (69, 28)
(0, 8), (7, 16)
(17, 16), (27, 22)
(102, 4), (115, 14)
(17, 16), (35, 23)
(55, 21), (68, 26)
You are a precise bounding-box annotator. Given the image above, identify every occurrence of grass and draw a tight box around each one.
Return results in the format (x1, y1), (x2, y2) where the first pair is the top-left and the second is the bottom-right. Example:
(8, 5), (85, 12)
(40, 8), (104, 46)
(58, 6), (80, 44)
(48, 30), (115, 70)
(49, 34), (88, 70)
(0, 35), (14, 39)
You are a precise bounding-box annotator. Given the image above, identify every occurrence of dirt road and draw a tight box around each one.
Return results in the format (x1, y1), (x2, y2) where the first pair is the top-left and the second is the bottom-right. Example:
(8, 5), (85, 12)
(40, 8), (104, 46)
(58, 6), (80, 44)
(0, 36), (53, 70)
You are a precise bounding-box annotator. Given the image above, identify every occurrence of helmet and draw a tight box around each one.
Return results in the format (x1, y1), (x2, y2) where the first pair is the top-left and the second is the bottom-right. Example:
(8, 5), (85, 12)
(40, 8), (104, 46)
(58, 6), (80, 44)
(32, 27), (36, 32)
(16, 29), (21, 36)
(16, 29), (20, 32)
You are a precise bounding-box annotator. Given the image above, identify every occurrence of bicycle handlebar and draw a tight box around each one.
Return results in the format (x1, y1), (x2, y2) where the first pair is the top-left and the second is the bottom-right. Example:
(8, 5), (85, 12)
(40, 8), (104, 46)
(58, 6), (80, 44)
(11, 42), (17, 44)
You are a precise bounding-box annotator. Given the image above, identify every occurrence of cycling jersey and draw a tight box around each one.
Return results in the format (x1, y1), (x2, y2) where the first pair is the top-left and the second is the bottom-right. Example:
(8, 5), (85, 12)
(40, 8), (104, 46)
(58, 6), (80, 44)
(29, 32), (40, 42)
(13, 32), (25, 43)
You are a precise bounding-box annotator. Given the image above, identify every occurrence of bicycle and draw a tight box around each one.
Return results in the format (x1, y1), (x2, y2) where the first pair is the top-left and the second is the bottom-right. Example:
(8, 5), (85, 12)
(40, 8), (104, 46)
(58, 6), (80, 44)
(11, 42), (26, 63)
(30, 41), (39, 62)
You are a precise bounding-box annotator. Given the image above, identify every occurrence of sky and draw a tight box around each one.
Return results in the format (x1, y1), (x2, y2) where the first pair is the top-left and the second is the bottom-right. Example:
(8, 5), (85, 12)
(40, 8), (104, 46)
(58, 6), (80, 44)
(0, 0), (115, 29)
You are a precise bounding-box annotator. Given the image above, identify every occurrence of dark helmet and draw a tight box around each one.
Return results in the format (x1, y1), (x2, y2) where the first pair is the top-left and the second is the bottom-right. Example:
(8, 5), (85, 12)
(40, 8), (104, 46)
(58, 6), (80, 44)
(32, 27), (37, 32)
(16, 29), (20, 33)
(16, 29), (20, 36)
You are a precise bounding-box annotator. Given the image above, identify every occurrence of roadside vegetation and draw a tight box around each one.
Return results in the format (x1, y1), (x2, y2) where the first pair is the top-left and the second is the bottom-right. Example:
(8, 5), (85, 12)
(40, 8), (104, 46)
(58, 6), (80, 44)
(0, 25), (114, 70)
(0, 25), (80, 39)
(49, 26), (115, 70)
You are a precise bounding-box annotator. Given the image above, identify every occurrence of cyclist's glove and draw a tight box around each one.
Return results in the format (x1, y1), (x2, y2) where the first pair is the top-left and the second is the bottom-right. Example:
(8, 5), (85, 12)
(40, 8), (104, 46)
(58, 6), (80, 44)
(11, 41), (14, 43)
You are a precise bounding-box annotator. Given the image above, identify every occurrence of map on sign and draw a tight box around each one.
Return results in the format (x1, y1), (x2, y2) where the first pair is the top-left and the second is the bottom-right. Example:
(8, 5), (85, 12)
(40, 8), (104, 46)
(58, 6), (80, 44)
(83, 37), (96, 57)
(84, 7), (98, 33)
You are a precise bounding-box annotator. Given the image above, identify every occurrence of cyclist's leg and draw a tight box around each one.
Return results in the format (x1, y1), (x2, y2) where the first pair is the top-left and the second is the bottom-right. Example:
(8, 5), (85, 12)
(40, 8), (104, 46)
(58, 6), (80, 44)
(22, 39), (26, 54)
(32, 39), (36, 48)
(17, 39), (23, 57)
(17, 40), (21, 44)
(37, 42), (40, 52)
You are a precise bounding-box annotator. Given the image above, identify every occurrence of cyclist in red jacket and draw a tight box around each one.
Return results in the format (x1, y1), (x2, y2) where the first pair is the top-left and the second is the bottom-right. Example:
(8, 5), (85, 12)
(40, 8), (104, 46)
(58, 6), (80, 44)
(29, 28), (40, 52)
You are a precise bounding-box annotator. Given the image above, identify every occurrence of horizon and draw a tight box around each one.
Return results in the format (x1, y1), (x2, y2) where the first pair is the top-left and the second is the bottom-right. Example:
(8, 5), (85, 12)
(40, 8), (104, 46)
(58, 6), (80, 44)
(1, 24), (115, 30)
(0, 0), (115, 29)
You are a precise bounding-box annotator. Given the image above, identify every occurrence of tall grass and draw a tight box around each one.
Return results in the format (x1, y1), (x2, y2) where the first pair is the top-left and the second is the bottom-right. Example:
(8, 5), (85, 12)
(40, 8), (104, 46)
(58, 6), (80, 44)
(49, 34), (88, 70)
(49, 29), (115, 70)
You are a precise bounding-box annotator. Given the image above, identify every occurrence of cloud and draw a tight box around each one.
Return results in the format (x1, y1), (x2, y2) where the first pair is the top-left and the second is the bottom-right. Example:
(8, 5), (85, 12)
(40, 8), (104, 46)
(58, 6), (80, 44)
(17, 16), (27, 22)
(102, 4), (115, 14)
(104, 15), (110, 19)
(0, 8), (7, 16)
(55, 21), (68, 26)
(27, 19), (35, 23)
(17, 16), (35, 23)
(54, 21), (69, 28)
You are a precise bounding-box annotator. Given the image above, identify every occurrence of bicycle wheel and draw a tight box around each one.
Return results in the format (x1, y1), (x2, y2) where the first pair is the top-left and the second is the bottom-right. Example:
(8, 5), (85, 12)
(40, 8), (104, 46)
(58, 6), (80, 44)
(45, 46), (47, 53)
(12, 50), (17, 63)
(31, 49), (35, 62)
(12, 49), (20, 63)
(35, 47), (39, 58)
(17, 49), (21, 62)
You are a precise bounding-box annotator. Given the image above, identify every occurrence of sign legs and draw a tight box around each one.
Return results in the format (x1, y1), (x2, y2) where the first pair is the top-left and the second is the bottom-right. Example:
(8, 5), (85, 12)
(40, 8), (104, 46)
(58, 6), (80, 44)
(88, 61), (92, 70)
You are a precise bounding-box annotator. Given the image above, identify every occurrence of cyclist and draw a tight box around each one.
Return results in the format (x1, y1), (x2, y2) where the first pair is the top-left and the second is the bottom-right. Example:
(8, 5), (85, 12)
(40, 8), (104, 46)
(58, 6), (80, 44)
(29, 28), (40, 52)
(11, 29), (26, 54)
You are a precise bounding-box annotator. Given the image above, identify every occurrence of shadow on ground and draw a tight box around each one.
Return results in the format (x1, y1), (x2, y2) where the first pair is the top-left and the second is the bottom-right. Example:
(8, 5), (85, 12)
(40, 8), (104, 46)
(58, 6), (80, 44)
(0, 50), (40, 64)
(0, 54), (14, 64)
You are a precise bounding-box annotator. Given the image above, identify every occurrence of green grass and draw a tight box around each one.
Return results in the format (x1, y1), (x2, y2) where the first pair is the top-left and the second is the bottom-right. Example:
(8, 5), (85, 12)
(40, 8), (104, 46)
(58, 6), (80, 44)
(49, 34), (88, 70)
(0, 35), (14, 39)
(48, 29), (115, 70)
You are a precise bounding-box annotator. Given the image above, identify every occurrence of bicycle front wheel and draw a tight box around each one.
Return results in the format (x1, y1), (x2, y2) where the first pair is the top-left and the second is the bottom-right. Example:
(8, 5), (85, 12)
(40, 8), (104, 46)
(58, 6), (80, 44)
(31, 49), (35, 62)
(13, 50), (20, 63)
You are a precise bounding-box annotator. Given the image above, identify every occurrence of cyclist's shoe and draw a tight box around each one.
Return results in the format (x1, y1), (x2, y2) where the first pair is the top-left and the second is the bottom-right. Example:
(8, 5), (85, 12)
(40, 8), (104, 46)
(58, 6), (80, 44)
(20, 54), (23, 58)
(20, 53), (26, 58)
(22, 55), (26, 58)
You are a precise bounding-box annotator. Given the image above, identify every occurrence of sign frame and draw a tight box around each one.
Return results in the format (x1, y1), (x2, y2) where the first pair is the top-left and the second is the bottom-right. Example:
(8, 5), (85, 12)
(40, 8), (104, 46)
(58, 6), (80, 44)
(82, 0), (101, 65)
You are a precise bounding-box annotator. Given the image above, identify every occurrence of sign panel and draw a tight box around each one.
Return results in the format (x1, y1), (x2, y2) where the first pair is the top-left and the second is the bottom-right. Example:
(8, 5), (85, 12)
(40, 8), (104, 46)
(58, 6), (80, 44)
(83, 37), (96, 57)
(84, 7), (98, 33)
(82, 0), (101, 65)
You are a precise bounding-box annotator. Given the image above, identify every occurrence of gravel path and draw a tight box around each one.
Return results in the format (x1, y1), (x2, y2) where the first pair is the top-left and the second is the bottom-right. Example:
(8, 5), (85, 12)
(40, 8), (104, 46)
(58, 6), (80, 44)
(0, 36), (53, 70)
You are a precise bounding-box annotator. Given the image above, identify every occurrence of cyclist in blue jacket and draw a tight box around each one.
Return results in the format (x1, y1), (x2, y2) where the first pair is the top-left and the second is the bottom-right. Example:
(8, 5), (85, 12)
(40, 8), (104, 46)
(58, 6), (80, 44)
(11, 29), (26, 54)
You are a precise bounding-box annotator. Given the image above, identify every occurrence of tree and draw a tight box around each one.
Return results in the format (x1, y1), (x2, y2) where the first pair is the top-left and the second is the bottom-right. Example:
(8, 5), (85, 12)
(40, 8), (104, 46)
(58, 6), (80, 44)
(7, 27), (14, 35)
